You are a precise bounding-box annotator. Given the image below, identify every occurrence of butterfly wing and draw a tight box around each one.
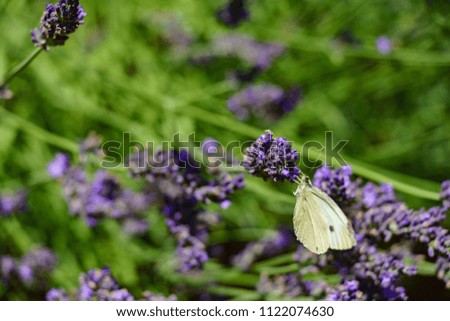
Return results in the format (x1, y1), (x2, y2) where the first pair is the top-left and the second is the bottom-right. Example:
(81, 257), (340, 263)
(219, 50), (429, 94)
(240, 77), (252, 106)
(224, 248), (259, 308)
(293, 188), (331, 254)
(309, 186), (356, 250)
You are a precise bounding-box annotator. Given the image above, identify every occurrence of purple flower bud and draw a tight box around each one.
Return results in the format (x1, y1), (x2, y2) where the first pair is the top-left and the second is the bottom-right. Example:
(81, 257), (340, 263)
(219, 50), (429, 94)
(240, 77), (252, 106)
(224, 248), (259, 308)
(216, 0), (249, 27)
(258, 273), (327, 298)
(1, 247), (56, 289)
(376, 36), (392, 55)
(0, 190), (27, 217)
(327, 280), (366, 301)
(440, 180), (450, 210)
(243, 130), (300, 183)
(17, 265), (34, 285)
(31, 0), (86, 50)
(47, 267), (177, 301)
(47, 153), (71, 178)
(0, 256), (16, 280)
(122, 218), (149, 236)
(46, 289), (69, 301)
(213, 34), (285, 71)
(50, 147), (152, 231)
(313, 165), (357, 206)
(130, 148), (243, 272)
(227, 85), (301, 121)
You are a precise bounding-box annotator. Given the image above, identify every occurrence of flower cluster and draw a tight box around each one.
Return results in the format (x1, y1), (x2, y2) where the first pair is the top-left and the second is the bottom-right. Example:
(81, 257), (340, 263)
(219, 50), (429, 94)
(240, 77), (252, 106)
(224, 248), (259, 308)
(143, 12), (193, 55)
(46, 267), (177, 301)
(246, 155), (449, 299)
(193, 34), (285, 84)
(1, 247), (56, 289)
(440, 180), (450, 209)
(216, 0), (249, 27)
(326, 280), (365, 301)
(31, 0), (86, 50)
(227, 85), (301, 121)
(313, 165), (357, 207)
(0, 190), (27, 217)
(353, 180), (450, 261)
(258, 273), (328, 298)
(130, 148), (244, 272)
(189, 30), (301, 121)
(212, 34), (285, 73)
(243, 130), (300, 183)
(48, 148), (152, 235)
(327, 240), (417, 300)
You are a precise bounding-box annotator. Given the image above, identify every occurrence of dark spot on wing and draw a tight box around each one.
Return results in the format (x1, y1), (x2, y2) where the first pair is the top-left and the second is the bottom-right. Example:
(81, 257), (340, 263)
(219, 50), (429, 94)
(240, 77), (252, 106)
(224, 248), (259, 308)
(329, 225), (335, 232)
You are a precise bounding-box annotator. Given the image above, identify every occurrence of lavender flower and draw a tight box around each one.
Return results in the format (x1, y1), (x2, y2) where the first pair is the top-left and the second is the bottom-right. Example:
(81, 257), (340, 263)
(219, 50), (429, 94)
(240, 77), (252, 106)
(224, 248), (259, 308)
(201, 137), (241, 167)
(0, 190), (27, 217)
(232, 228), (295, 270)
(258, 273), (327, 298)
(144, 12), (193, 51)
(313, 165), (357, 207)
(440, 180), (450, 209)
(201, 137), (222, 167)
(49, 140), (152, 233)
(31, 0), (86, 50)
(243, 130), (300, 183)
(0, 86), (13, 100)
(330, 241), (416, 300)
(122, 218), (150, 236)
(78, 132), (103, 161)
(130, 148), (244, 272)
(191, 34), (285, 84)
(354, 182), (449, 260)
(212, 34), (285, 72)
(227, 84), (301, 121)
(359, 182), (396, 209)
(1, 247), (56, 289)
(0, 256), (16, 281)
(57, 166), (151, 230)
(217, 0), (249, 27)
(376, 36), (392, 55)
(436, 256), (450, 288)
(326, 280), (366, 301)
(47, 268), (177, 301)
(78, 268), (134, 301)
(46, 289), (69, 301)
(47, 153), (70, 178)
(254, 166), (449, 300)
(225, 35), (283, 70)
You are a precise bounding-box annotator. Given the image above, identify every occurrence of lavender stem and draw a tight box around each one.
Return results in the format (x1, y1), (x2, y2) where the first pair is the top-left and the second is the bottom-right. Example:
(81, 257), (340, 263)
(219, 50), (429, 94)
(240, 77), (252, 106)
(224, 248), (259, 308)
(0, 48), (43, 89)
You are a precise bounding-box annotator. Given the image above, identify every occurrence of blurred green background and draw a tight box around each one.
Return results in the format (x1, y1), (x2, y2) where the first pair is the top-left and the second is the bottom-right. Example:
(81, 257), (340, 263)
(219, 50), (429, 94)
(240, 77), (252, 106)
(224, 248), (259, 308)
(0, 0), (449, 300)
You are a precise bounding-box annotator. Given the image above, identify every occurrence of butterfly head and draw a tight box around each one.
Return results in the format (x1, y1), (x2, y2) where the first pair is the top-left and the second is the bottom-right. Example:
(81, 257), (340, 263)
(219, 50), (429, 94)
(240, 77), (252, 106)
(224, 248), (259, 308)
(294, 174), (312, 196)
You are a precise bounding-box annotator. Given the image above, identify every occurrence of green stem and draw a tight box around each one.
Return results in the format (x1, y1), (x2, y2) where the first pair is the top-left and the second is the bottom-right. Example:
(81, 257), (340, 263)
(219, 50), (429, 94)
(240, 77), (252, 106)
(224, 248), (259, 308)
(0, 107), (78, 152)
(0, 48), (43, 88)
(252, 252), (296, 268)
(255, 263), (301, 275)
(207, 286), (261, 299)
(1, 218), (34, 252)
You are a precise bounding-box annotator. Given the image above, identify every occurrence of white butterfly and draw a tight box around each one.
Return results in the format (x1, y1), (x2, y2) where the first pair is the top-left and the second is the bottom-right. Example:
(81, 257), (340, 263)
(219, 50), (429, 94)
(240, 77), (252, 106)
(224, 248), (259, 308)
(293, 175), (356, 254)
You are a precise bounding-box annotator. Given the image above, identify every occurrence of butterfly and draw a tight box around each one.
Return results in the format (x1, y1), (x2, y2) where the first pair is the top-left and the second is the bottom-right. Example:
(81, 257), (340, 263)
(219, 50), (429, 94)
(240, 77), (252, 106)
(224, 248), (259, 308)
(293, 175), (356, 254)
